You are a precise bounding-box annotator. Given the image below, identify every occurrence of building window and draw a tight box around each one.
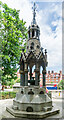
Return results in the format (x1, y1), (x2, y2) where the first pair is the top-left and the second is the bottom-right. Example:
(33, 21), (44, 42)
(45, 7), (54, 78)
(56, 80), (58, 81)
(56, 77), (58, 79)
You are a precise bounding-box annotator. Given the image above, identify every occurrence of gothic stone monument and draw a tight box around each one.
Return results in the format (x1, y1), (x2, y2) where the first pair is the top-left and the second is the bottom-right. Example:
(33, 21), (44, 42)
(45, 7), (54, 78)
(6, 3), (59, 119)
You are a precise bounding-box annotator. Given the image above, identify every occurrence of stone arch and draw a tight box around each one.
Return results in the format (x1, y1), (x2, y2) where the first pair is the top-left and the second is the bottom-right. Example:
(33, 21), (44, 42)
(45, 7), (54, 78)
(31, 42), (34, 46)
(26, 107), (33, 112)
(37, 45), (40, 49)
(30, 46), (34, 50)
(30, 42), (34, 50)
(39, 91), (44, 94)
(28, 89), (34, 95)
(21, 90), (24, 94)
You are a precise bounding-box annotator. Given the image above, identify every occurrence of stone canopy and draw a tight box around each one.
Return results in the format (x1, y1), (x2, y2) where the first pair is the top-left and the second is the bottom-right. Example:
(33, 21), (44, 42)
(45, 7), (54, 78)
(19, 3), (48, 87)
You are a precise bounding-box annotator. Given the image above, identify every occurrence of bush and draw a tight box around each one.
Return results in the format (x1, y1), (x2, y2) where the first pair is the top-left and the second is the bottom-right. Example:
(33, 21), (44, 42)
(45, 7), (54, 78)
(10, 85), (13, 88)
(0, 91), (16, 99)
(58, 79), (64, 90)
(11, 79), (15, 85)
(16, 79), (20, 83)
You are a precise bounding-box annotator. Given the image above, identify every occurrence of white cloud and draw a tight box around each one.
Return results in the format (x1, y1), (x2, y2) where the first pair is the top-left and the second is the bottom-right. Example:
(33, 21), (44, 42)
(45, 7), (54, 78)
(33, 0), (63, 2)
(1, 0), (62, 72)
(36, 3), (62, 71)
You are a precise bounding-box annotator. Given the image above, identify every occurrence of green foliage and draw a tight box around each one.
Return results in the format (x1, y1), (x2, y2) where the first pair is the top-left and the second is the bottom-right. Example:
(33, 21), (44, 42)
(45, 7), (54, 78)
(10, 85), (13, 88)
(57, 79), (64, 90)
(0, 1), (28, 85)
(16, 79), (20, 83)
(51, 82), (53, 83)
(0, 91), (16, 99)
(7, 79), (15, 86)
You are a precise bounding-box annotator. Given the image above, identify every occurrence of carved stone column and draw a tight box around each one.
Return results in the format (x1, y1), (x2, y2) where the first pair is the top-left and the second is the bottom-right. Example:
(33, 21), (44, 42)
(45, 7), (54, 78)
(30, 67), (32, 80)
(19, 70), (25, 86)
(30, 29), (32, 38)
(42, 67), (46, 86)
(24, 62), (28, 86)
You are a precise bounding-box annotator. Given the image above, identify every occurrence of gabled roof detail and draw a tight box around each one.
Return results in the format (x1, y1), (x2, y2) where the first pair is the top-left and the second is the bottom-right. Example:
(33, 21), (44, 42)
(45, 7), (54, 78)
(26, 51), (37, 61)
(37, 51), (44, 59)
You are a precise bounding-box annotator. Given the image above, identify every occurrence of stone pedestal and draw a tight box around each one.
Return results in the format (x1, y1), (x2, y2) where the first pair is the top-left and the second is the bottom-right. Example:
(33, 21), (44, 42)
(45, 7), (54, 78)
(6, 86), (60, 118)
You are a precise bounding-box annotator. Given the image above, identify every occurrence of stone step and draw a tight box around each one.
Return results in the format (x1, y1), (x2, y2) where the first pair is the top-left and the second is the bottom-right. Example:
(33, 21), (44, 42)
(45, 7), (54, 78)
(12, 105), (18, 110)
(43, 106), (52, 112)
(6, 106), (60, 119)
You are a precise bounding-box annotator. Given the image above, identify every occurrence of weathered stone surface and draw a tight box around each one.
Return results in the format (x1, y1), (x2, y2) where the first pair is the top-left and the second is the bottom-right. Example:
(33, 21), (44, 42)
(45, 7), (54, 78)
(7, 87), (52, 113)
(6, 106), (59, 119)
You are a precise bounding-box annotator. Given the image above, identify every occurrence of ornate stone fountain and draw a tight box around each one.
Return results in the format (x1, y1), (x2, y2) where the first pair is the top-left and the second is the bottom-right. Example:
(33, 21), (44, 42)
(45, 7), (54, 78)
(6, 3), (59, 119)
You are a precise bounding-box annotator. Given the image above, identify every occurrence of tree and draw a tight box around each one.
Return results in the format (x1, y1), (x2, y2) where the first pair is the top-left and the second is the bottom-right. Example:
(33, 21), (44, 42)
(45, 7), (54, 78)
(57, 80), (64, 90)
(0, 1), (28, 85)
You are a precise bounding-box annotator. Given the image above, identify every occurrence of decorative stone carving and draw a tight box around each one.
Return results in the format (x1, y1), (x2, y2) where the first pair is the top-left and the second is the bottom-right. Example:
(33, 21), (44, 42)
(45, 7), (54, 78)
(6, 2), (60, 119)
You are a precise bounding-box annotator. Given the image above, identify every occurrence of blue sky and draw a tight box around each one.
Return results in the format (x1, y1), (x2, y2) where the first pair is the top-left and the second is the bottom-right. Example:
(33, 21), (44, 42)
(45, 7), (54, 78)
(1, 0), (62, 73)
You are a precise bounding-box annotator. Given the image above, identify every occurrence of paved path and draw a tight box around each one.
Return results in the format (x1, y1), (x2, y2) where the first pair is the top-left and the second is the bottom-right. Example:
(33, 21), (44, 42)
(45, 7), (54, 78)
(52, 90), (64, 99)
(0, 98), (64, 120)
(0, 99), (14, 120)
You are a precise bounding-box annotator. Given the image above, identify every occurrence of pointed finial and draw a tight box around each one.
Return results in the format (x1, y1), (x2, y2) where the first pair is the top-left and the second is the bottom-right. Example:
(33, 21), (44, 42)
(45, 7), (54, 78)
(32, 2), (37, 25)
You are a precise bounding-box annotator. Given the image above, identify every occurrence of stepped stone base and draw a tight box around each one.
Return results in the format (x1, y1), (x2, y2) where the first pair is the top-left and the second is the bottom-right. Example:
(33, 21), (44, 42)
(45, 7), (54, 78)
(6, 106), (59, 119)
(6, 86), (60, 118)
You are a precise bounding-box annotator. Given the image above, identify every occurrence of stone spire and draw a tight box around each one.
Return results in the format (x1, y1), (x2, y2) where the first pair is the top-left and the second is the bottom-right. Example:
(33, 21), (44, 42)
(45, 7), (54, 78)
(28, 3), (40, 41)
(32, 2), (36, 25)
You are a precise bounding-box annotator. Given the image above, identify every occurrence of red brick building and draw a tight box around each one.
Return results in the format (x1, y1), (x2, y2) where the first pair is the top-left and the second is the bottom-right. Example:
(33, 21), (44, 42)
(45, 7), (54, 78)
(46, 70), (62, 84)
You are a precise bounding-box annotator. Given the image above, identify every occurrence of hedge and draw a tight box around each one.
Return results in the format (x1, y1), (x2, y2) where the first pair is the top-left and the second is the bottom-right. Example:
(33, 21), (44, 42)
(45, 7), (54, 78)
(0, 91), (16, 99)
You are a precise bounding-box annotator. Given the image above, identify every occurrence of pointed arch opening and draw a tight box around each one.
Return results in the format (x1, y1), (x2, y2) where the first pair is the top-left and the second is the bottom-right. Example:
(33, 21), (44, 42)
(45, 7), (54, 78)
(32, 30), (34, 37)
(40, 66), (43, 88)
